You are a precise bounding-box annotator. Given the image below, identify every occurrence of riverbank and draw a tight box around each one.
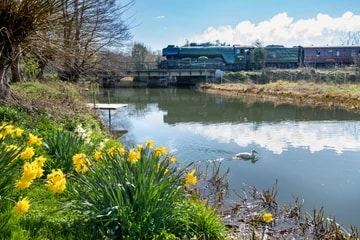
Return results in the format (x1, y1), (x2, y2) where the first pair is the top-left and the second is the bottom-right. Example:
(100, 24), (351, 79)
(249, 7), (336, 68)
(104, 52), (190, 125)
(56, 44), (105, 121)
(198, 80), (360, 113)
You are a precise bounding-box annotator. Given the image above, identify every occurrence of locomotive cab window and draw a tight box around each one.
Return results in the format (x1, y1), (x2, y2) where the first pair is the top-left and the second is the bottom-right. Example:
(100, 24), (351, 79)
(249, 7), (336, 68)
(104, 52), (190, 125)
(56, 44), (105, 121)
(316, 50), (321, 56)
(236, 49), (245, 54)
(336, 50), (340, 57)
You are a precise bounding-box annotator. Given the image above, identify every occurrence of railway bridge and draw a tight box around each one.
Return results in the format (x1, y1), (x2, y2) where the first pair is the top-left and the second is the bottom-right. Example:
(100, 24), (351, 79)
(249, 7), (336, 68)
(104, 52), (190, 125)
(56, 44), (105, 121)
(98, 61), (222, 88)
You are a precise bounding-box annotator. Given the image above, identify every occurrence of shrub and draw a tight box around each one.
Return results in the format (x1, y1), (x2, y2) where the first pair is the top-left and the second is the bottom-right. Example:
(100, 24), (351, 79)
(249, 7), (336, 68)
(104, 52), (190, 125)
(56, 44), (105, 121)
(67, 141), (227, 239)
(68, 142), (187, 239)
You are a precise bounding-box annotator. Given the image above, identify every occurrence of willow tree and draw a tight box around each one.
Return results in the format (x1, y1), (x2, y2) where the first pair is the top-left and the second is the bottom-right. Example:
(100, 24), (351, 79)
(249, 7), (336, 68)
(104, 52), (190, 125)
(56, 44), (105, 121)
(0, 0), (63, 100)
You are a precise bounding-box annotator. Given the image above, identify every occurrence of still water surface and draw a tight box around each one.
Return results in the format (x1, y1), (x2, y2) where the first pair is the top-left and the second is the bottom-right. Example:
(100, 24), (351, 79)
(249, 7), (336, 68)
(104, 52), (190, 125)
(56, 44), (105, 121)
(96, 87), (360, 229)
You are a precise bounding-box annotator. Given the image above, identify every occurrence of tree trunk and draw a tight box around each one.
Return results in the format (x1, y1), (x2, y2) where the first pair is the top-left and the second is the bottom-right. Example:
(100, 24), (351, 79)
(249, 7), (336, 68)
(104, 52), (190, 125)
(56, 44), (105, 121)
(37, 59), (46, 81)
(0, 65), (12, 100)
(11, 56), (22, 83)
(0, 45), (12, 100)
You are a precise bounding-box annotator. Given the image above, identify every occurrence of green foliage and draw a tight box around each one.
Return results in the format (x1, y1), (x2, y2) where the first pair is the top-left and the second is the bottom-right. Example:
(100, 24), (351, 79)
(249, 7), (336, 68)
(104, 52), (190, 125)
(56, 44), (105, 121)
(132, 42), (148, 69)
(0, 145), (22, 205)
(253, 40), (267, 69)
(18, 185), (97, 240)
(179, 199), (228, 240)
(68, 144), (189, 239)
(23, 57), (40, 80)
(43, 130), (86, 174)
(0, 105), (29, 123)
(224, 71), (248, 82)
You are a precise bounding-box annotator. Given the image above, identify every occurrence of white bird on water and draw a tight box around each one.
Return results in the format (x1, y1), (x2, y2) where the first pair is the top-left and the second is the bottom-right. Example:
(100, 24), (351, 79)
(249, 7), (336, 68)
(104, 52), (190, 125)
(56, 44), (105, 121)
(235, 150), (258, 163)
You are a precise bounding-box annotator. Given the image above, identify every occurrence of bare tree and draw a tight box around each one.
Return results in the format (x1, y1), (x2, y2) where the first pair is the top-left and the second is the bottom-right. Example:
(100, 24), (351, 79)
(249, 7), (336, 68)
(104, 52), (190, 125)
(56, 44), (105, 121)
(340, 31), (360, 45)
(57, 0), (134, 81)
(0, 0), (64, 100)
(96, 50), (132, 77)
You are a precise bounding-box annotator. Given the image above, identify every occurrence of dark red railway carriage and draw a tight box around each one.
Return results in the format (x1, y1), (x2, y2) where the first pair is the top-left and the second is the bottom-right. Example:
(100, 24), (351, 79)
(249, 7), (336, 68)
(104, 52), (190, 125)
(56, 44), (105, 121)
(303, 46), (360, 68)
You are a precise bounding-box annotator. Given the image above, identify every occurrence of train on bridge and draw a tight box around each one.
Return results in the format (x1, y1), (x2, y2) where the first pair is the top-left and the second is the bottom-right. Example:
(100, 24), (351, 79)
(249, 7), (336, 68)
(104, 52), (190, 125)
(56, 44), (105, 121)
(101, 43), (360, 88)
(161, 42), (360, 71)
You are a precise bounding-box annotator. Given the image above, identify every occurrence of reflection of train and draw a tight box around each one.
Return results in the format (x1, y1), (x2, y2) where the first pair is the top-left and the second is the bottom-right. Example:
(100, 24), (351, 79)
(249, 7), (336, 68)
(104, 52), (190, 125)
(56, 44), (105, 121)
(161, 43), (360, 71)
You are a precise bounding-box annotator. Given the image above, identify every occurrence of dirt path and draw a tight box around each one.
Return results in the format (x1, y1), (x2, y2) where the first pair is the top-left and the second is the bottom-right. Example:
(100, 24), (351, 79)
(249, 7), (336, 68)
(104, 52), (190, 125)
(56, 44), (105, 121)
(197, 81), (360, 113)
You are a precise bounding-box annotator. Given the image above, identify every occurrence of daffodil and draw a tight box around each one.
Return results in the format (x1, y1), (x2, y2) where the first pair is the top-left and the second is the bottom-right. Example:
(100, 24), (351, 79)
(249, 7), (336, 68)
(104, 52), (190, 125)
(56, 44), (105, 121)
(33, 156), (46, 167)
(153, 146), (168, 157)
(117, 147), (125, 156)
(262, 212), (273, 223)
(146, 139), (154, 149)
(5, 144), (19, 152)
(168, 155), (177, 163)
(72, 153), (90, 173)
(127, 149), (140, 164)
(93, 151), (102, 160)
(2, 124), (14, 136)
(106, 147), (116, 157)
(184, 169), (197, 189)
(21, 162), (38, 182)
(137, 144), (143, 152)
(46, 169), (66, 193)
(15, 179), (33, 190)
(13, 197), (30, 217)
(27, 133), (42, 146)
(20, 147), (35, 160)
(13, 127), (24, 137)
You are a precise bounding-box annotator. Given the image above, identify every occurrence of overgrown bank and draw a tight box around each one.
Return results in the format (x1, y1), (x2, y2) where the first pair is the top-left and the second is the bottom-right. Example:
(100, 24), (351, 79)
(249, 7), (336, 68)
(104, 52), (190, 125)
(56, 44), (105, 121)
(198, 80), (360, 113)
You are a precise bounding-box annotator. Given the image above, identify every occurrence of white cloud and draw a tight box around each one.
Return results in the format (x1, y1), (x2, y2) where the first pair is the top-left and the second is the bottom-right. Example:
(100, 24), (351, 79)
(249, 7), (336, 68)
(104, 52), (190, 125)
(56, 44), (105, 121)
(155, 15), (165, 19)
(189, 11), (360, 47)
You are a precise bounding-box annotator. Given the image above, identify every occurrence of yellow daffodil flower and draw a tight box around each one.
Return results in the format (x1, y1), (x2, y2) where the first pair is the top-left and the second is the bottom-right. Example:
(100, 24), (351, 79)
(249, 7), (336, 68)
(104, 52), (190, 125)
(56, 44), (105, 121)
(153, 146), (168, 157)
(72, 153), (90, 173)
(27, 133), (42, 146)
(2, 124), (14, 136)
(13, 127), (24, 137)
(15, 179), (33, 190)
(5, 144), (19, 152)
(262, 212), (273, 223)
(185, 169), (197, 189)
(20, 147), (35, 160)
(46, 169), (66, 193)
(21, 162), (38, 182)
(106, 147), (116, 157)
(127, 149), (140, 164)
(13, 197), (30, 217)
(117, 147), (125, 156)
(146, 139), (154, 149)
(93, 151), (102, 160)
(137, 144), (143, 152)
(168, 156), (177, 163)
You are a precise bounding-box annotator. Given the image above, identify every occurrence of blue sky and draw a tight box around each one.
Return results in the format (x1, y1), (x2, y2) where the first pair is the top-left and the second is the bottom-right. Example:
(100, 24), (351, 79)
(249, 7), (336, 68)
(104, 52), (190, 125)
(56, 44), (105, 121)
(123, 0), (360, 52)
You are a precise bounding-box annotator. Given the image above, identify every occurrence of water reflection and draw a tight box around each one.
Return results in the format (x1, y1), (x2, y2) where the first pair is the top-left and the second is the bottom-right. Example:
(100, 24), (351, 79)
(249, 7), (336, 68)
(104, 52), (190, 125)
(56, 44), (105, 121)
(177, 121), (360, 154)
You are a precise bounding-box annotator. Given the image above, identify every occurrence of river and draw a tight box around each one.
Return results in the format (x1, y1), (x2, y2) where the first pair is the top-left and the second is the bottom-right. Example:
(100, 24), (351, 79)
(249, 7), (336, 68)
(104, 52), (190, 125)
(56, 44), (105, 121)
(93, 87), (360, 230)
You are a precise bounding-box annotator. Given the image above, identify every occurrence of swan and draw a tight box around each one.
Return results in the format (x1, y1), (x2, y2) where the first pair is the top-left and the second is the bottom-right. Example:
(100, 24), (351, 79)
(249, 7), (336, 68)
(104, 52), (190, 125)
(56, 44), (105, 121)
(235, 150), (258, 160)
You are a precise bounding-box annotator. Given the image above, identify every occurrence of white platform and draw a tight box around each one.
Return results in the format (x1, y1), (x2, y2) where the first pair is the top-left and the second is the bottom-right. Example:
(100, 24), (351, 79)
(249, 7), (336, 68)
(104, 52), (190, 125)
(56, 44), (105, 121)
(87, 103), (128, 110)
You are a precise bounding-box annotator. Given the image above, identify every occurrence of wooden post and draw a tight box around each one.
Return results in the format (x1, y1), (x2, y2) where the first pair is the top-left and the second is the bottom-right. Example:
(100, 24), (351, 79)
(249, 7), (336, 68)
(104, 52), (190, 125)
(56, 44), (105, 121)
(107, 90), (111, 130)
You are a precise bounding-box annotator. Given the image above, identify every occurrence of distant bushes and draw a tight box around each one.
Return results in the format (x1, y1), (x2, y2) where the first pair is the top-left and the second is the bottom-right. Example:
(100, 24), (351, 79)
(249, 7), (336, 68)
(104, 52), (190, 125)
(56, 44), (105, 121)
(223, 68), (360, 84)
